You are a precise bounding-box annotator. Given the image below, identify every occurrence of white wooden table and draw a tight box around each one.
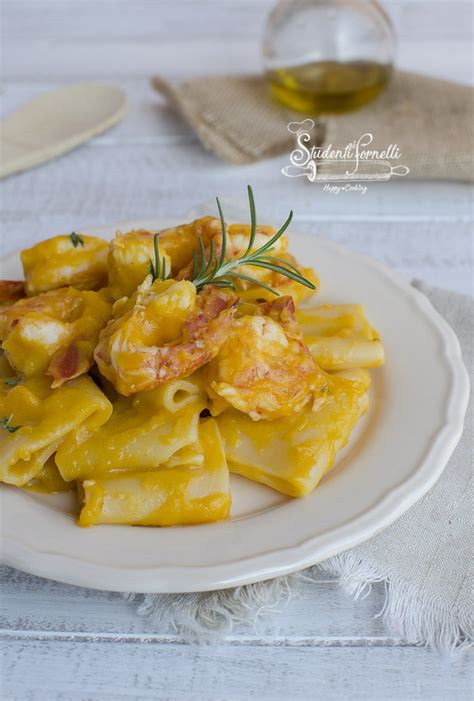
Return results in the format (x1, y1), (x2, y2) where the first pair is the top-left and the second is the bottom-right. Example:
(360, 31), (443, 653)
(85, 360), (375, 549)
(1, 2), (472, 699)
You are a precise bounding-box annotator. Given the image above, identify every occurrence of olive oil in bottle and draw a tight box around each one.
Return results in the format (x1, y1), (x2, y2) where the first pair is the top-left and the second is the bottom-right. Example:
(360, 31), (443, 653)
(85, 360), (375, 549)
(267, 60), (391, 115)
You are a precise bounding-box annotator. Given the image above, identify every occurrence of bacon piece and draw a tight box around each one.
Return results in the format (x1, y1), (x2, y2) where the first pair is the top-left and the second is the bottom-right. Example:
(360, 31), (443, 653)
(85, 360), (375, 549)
(0, 280), (25, 305)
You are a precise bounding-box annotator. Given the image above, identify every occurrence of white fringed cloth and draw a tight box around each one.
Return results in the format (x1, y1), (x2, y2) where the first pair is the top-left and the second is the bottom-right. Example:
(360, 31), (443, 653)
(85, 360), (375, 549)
(126, 282), (473, 652)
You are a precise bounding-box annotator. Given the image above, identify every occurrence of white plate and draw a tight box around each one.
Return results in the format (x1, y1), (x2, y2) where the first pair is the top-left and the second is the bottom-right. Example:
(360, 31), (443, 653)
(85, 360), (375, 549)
(0, 218), (469, 593)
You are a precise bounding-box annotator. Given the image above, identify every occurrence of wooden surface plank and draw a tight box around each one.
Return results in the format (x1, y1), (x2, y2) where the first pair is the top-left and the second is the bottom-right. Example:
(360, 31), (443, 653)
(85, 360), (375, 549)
(2, 638), (471, 701)
(2, 1), (473, 83)
(4, 1), (473, 42)
(0, 131), (471, 220)
(3, 38), (472, 84)
(0, 566), (395, 641)
(2, 77), (474, 157)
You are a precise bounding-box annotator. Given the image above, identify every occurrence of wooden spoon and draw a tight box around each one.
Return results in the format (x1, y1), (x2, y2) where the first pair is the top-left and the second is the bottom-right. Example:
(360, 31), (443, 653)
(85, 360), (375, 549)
(0, 83), (127, 178)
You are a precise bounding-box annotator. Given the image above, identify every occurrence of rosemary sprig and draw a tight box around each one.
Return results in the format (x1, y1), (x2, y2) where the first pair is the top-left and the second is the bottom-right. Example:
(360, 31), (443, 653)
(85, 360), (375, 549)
(70, 231), (84, 248)
(148, 233), (171, 283)
(1, 415), (22, 433)
(191, 186), (316, 296)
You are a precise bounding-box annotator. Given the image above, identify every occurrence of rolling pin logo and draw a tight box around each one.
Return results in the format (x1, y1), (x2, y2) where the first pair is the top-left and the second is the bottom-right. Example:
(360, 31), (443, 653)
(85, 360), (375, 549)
(282, 121), (410, 184)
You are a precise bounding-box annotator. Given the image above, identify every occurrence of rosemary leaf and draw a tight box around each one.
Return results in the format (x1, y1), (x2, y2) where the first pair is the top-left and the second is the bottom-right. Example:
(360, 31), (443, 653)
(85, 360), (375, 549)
(210, 280), (236, 290)
(192, 250), (199, 280)
(154, 234), (161, 280)
(250, 210), (293, 256)
(1, 415), (22, 433)
(227, 271), (278, 295)
(245, 184), (257, 256)
(148, 233), (171, 282)
(191, 187), (315, 295)
(70, 231), (84, 248)
(261, 255), (303, 275)
(216, 197), (227, 268)
(203, 238), (215, 276)
(197, 237), (207, 278)
(246, 259), (316, 289)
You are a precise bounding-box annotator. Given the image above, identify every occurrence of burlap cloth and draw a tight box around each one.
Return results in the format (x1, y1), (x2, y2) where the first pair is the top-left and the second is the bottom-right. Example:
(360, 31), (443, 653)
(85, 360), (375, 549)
(152, 71), (473, 181)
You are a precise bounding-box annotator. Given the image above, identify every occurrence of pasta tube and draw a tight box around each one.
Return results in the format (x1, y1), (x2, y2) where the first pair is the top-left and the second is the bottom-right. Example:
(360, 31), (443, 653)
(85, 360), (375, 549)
(0, 374), (112, 486)
(23, 456), (73, 493)
(305, 336), (385, 370)
(217, 370), (370, 497)
(297, 304), (385, 370)
(297, 304), (376, 338)
(55, 389), (206, 481)
(78, 418), (231, 526)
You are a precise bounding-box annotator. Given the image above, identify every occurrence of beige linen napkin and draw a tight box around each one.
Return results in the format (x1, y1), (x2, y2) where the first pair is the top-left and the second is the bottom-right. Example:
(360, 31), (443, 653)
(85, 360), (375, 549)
(151, 71), (473, 181)
(126, 276), (473, 651)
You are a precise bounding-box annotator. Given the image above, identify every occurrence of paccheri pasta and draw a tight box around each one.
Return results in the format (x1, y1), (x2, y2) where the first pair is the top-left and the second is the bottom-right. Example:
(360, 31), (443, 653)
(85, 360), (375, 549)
(0, 188), (384, 526)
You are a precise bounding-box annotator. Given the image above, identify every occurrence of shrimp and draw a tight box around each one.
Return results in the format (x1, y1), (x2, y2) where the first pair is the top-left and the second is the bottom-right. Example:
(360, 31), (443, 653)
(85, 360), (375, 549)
(238, 295), (299, 332)
(21, 233), (109, 296)
(176, 221), (288, 281)
(174, 220), (317, 303)
(236, 251), (319, 304)
(107, 229), (171, 299)
(156, 217), (223, 274)
(225, 226), (317, 303)
(205, 299), (328, 421)
(94, 276), (238, 396)
(0, 287), (112, 386)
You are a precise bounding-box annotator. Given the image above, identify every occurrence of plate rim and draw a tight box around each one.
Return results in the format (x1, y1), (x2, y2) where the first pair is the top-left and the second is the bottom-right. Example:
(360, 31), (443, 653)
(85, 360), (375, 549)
(0, 221), (470, 592)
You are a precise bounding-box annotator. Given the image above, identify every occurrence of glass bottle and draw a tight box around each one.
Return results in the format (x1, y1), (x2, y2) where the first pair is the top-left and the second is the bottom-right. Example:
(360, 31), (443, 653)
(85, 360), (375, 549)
(263, 0), (395, 114)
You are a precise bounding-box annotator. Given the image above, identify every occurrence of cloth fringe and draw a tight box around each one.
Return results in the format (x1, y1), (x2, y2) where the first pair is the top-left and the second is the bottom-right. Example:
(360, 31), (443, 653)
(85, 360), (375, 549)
(124, 573), (306, 643)
(124, 550), (472, 652)
(318, 552), (473, 655)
